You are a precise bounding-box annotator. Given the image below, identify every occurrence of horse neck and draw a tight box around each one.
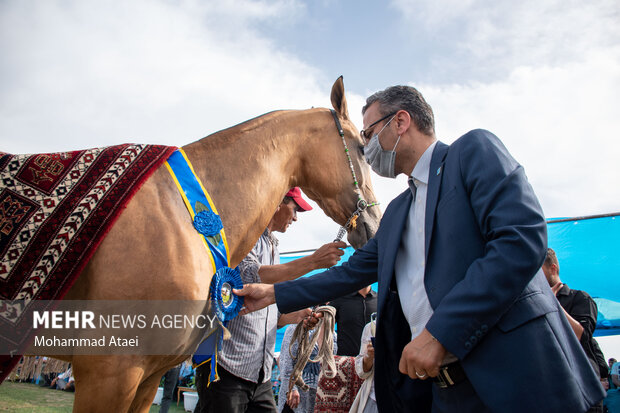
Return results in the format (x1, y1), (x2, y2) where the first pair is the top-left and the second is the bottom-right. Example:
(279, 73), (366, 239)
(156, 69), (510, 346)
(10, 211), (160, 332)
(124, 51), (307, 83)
(181, 109), (327, 266)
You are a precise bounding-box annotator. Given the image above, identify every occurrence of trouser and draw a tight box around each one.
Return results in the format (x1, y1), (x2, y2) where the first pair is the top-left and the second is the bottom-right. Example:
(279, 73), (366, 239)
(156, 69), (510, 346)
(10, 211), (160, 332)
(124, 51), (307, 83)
(431, 378), (492, 413)
(194, 362), (276, 413)
(159, 365), (180, 413)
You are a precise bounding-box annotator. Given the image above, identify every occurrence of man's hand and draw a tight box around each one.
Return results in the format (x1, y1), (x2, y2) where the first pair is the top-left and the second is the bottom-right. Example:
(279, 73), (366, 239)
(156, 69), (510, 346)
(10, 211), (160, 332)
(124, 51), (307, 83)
(287, 388), (300, 409)
(234, 284), (276, 315)
(310, 241), (347, 269)
(398, 328), (446, 380)
(278, 308), (312, 327)
(303, 310), (324, 330)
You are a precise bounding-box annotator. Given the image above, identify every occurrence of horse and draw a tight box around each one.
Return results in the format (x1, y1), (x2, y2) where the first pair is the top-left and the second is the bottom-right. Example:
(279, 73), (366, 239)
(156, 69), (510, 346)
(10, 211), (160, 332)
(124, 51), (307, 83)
(28, 77), (381, 412)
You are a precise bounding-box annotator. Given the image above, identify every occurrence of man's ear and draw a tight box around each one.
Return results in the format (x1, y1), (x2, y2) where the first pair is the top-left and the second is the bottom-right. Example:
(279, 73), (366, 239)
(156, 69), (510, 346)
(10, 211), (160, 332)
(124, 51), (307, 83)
(395, 109), (411, 135)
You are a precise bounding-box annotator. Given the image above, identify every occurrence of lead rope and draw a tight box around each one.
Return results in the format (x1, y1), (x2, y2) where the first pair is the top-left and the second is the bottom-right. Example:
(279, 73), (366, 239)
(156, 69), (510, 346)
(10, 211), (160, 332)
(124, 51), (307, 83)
(286, 305), (337, 396)
(329, 110), (379, 242)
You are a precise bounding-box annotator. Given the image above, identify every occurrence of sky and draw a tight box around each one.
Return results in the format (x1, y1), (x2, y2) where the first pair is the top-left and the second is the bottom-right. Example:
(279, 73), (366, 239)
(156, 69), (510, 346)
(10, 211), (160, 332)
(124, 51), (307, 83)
(1, 1), (619, 250)
(1, 0), (619, 359)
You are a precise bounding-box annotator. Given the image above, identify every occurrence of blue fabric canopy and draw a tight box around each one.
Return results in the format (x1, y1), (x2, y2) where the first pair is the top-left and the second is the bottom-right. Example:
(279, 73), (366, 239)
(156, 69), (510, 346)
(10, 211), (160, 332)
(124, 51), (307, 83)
(547, 213), (620, 336)
(275, 213), (620, 352)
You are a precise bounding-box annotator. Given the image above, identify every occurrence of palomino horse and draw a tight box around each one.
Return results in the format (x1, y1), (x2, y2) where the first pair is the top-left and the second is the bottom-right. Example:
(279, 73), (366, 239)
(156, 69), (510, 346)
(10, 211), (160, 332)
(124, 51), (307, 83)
(43, 77), (381, 412)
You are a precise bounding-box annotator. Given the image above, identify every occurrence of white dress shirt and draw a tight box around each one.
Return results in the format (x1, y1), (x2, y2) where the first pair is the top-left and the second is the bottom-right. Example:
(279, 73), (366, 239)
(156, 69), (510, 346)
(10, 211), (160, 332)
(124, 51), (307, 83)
(394, 141), (437, 340)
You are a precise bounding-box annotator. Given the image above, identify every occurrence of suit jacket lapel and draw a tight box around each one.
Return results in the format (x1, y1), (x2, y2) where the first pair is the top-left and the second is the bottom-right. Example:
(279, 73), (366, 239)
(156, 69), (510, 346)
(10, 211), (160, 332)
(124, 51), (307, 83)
(378, 189), (412, 305)
(425, 141), (449, 263)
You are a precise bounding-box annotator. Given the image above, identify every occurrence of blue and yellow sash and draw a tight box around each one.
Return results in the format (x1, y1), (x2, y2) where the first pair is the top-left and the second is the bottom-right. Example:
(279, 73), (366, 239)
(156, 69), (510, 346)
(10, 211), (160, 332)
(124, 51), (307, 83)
(165, 148), (243, 384)
(165, 149), (230, 273)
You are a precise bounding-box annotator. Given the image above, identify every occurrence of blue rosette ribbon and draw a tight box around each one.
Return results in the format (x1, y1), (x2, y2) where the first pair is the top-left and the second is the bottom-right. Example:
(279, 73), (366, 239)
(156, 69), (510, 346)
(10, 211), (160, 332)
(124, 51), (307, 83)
(193, 210), (223, 237)
(210, 266), (244, 325)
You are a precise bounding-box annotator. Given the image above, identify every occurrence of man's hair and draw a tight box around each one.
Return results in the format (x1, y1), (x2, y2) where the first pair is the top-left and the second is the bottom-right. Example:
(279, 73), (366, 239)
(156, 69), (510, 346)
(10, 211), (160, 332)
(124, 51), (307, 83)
(282, 196), (295, 206)
(543, 248), (560, 272)
(362, 85), (435, 136)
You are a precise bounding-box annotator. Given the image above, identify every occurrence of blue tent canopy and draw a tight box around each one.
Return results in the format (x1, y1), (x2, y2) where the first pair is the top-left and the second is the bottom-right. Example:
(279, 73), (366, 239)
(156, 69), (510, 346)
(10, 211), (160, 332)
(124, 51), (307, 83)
(547, 213), (620, 336)
(275, 213), (620, 351)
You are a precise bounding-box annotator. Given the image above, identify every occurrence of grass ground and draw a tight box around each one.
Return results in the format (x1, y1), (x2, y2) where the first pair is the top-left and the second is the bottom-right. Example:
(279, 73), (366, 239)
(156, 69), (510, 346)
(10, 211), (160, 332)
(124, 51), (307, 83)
(0, 382), (188, 412)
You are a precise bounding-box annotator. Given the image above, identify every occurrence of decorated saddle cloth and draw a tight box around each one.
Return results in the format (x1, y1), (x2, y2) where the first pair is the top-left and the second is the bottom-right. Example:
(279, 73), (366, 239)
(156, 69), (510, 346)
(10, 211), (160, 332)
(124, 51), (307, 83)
(0, 143), (176, 381)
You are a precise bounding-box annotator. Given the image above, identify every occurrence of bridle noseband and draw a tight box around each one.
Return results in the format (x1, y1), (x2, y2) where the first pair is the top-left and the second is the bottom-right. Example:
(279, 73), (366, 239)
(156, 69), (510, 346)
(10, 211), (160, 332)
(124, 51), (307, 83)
(329, 109), (379, 242)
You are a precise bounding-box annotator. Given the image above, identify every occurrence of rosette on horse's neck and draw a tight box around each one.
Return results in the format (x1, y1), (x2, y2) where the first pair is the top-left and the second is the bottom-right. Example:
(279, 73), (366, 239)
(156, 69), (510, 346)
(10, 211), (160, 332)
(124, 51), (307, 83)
(210, 267), (244, 325)
(193, 210), (223, 237)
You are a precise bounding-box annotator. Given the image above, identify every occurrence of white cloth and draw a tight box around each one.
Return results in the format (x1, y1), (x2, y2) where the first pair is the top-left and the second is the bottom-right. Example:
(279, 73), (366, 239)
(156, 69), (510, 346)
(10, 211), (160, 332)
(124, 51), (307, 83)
(349, 323), (375, 413)
(394, 141), (437, 340)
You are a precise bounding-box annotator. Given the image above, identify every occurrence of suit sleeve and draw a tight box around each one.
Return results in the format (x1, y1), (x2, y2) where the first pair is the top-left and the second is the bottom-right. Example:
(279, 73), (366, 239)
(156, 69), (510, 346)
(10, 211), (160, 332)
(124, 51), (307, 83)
(425, 130), (548, 359)
(274, 237), (379, 314)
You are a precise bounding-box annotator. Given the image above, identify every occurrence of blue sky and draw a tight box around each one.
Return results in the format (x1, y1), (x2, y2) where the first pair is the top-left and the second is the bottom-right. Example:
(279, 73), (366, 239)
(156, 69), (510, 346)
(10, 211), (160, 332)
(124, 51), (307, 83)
(1, 0), (619, 252)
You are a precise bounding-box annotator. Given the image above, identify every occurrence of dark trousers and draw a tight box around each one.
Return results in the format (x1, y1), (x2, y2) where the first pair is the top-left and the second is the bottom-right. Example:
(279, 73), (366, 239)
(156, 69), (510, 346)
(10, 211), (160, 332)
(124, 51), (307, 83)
(431, 378), (492, 413)
(194, 362), (276, 413)
(159, 365), (180, 413)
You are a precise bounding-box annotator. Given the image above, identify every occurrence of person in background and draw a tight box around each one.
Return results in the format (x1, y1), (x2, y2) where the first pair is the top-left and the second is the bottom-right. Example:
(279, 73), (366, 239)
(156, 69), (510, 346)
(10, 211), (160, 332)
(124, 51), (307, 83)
(606, 359), (620, 412)
(277, 312), (337, 413)
(49, 365), (74, 391)
(159, 364), (181, 413)
(610, 359), (619, 389)
(542, 247), (603, 412)
(350, 313), (378, 413)
(194, 188), (346, 413)
(611, 359), (620, 389)
(331, 286), (377, 356)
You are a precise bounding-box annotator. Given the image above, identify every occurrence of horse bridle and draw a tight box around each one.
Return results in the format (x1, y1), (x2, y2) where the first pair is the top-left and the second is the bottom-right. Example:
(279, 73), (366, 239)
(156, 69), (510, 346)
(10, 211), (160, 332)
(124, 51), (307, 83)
(329, 109), (379, 242)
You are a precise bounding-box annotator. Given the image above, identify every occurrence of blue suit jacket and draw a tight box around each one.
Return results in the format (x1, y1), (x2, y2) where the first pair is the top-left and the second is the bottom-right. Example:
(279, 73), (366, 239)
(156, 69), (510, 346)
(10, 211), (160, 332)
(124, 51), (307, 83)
(275, 129), (604, 412)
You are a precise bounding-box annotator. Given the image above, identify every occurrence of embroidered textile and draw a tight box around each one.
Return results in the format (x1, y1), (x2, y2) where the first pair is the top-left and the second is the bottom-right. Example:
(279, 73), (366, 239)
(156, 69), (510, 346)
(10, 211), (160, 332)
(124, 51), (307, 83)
(0, 143), (176, 382)
(314, 355), (364, 413)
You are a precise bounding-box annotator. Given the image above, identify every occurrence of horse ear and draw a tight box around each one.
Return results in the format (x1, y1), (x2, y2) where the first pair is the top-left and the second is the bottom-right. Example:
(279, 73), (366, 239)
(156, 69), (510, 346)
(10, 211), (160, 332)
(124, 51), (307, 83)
(330, 76), (349, 120)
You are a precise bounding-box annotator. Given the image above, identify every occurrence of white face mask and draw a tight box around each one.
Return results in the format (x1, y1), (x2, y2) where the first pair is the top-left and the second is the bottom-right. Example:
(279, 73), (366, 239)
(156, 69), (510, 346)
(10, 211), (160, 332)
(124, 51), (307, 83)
(363, 115), (401, 178)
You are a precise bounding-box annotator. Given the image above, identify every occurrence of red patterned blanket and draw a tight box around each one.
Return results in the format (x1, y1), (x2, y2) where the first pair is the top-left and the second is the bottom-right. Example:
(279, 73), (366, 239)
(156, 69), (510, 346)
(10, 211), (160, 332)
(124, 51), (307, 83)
(314, 355), (364, 413)
(0, 143), (176, 381)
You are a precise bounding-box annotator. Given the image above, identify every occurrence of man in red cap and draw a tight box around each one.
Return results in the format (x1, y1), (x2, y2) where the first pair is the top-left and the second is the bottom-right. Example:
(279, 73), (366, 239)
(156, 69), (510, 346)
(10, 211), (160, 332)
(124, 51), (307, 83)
(194, 188), (346, 413)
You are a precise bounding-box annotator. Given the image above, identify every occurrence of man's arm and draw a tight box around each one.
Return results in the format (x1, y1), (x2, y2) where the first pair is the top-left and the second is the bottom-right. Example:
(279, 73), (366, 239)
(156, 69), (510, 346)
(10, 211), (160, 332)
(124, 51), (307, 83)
(277, 308), (312, 328)
(563, 290), (597, 344)
(561, 307), (585, 339)
(424, 131), (547, 360)
(258, 241), (346, 284)
(236, 236), (380, 315)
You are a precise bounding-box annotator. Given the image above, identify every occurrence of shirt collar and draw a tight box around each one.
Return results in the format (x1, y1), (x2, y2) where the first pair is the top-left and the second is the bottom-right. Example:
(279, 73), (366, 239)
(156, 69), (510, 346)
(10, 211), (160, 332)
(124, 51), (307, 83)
(410, 141), (438, 186)
(557, 283), (570, 296)
(262, 228), (279, 247)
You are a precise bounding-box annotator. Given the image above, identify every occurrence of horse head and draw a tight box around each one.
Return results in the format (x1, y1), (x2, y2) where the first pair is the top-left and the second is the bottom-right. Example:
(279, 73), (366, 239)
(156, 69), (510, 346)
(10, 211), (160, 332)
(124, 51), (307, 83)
(298, 77), (381, 249)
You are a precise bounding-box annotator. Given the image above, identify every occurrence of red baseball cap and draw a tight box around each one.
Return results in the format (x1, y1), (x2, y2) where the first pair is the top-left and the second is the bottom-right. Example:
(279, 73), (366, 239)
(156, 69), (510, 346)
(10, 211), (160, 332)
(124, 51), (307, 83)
(285, 187), (313, 212)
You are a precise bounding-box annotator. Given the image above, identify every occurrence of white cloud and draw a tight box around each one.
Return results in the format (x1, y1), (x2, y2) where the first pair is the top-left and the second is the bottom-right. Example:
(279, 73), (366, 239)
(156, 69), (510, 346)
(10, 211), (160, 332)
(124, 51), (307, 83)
(387, 0), (620, 219)
(391, 0), (620, 81)
(2, 0), (619, 253)
(421, 46), (620, 218)
(0, 0), (324, 154)
(0, 0), (368, 252)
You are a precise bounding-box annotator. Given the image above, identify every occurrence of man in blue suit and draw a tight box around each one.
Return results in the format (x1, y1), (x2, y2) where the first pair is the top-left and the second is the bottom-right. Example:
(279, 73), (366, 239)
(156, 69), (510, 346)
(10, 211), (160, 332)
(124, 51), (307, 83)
(236, 85), (604, 412)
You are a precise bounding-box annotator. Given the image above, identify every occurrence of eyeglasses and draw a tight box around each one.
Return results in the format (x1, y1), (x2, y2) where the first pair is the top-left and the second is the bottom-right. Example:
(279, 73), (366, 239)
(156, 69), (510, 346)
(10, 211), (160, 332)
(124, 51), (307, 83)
(360, 112), (397, 141)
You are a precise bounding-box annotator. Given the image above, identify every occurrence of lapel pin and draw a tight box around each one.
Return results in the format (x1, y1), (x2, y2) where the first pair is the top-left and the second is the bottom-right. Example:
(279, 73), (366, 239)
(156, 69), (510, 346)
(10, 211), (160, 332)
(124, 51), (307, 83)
(436, 166), (442, 175)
